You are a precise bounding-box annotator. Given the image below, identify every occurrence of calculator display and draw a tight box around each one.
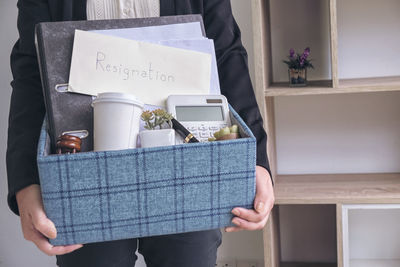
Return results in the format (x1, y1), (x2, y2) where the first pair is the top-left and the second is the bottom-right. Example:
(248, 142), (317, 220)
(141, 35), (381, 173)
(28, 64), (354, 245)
(175, 106), (224, 121)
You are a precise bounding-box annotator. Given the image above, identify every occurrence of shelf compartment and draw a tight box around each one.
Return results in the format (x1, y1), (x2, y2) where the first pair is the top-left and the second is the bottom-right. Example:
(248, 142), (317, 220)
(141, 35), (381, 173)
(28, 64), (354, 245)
(337, 0), (400, 80)
(279, 205), (337, 265)
(259, 0), (335, 89)
(274, 173), (400, 204)
(269, 0), (333, 83)
(342, 204), (400, 267)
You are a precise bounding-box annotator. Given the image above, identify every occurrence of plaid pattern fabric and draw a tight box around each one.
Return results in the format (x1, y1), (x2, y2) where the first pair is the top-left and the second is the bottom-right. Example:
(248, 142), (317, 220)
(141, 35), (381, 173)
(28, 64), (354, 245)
(37, 106), (256, 245)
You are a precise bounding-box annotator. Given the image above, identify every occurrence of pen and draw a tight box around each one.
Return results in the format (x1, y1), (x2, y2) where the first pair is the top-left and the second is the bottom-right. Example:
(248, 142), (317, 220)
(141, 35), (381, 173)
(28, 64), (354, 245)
(171, 118), (199, 143)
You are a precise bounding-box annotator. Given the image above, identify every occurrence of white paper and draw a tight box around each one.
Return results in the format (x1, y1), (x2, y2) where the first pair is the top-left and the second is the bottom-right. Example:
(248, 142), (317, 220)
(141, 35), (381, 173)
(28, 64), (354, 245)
(92, 22), (221, 95)
(92, 22), (204, 41)
(156, 39), (220, 95)
(93, 32), (220, 94)
(68, 30), (212, 106)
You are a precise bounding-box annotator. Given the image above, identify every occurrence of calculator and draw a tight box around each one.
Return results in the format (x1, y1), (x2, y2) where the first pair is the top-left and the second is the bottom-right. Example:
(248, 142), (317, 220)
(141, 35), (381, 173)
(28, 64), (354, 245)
(167, 95), (232, 143)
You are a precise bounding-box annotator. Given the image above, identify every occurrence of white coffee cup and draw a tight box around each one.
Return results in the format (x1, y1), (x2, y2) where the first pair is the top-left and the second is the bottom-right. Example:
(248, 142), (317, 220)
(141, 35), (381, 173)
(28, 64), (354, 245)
(92, 92), (144, 151)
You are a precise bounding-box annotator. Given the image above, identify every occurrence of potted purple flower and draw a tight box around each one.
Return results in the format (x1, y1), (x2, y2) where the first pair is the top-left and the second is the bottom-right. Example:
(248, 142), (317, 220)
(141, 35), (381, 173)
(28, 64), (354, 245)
(283, 47), (314, 87)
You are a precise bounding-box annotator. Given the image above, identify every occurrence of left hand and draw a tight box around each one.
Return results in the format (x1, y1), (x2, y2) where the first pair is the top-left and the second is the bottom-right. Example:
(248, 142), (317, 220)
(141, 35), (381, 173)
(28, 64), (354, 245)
(225, 166), (275, 232)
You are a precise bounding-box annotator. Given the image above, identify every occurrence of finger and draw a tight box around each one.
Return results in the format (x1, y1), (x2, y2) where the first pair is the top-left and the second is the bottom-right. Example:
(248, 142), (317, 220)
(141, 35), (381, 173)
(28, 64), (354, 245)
(225, 226), (243, 233)
(232, 208), (266, 223)
(232, 216), (269, 231)
(254, 168), (274, 214)
(30, 229), (83, 256)
(50, 244), (84, 256)
(31, 209), (57, 239)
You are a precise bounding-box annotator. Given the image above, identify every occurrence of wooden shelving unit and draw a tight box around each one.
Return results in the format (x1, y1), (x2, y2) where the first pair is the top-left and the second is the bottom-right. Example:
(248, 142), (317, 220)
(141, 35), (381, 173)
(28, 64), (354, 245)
(251, 0), (400, 266)
(253, 0), (400, 99)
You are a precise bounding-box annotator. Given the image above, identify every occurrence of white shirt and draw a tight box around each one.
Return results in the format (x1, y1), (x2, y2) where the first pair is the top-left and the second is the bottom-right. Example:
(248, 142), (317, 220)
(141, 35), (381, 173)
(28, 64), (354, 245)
(86, 0), (160, 20)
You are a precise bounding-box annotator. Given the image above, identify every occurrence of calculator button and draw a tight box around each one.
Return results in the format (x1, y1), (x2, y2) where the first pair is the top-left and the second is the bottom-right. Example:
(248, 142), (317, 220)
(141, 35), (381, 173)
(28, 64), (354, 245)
(188, 126), (197, 131)
(209, 126), (219, 131)
(199, 126), (208, 131)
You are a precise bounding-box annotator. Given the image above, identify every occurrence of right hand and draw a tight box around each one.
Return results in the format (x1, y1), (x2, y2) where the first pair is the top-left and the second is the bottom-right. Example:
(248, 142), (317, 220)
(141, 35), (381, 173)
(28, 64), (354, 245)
(16, 184), (83, 256)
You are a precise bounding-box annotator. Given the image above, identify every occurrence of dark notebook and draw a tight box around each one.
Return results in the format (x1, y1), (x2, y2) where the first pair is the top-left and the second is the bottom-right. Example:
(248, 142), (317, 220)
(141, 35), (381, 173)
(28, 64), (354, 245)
(35, 15), (205, 153)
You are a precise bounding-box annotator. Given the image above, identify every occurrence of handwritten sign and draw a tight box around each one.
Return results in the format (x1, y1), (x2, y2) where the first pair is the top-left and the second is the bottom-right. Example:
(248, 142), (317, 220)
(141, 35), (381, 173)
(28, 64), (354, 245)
(68, 30), (212, 106)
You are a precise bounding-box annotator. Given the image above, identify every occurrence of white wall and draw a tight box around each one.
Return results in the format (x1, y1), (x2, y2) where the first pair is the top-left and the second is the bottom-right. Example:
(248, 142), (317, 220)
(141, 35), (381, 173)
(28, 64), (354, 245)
(337, 0), (400, 79)
(0, 2), (56, 267)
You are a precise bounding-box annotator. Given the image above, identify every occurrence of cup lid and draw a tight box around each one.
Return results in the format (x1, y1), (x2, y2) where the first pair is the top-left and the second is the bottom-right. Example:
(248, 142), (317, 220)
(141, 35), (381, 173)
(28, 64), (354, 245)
(92, 92), (144, 108)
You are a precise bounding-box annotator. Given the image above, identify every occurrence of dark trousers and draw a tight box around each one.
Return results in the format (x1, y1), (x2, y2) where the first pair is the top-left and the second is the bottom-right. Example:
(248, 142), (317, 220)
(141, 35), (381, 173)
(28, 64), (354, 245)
(56, 229), (222, 267)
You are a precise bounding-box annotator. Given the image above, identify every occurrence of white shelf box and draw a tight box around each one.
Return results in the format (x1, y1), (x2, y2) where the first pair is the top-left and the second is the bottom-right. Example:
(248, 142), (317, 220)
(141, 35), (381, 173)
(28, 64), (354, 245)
(342, 204), (400, 267)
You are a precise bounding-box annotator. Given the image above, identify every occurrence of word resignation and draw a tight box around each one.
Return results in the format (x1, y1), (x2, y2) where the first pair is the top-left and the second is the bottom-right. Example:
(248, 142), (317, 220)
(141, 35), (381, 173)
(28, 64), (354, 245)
(96, 51), (175, 83)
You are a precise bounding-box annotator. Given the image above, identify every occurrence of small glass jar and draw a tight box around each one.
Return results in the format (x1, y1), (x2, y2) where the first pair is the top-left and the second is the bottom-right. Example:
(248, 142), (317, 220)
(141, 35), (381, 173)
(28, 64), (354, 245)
(288, 68), (307, 87)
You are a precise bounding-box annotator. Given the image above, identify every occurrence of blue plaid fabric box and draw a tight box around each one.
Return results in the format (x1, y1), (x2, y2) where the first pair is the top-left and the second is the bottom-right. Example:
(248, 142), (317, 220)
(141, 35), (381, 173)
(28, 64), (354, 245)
(37, 106), (256, 246)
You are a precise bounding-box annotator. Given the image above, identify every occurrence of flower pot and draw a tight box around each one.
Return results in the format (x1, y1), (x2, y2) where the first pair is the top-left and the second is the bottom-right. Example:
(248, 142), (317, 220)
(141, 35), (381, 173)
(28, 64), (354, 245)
(139, 129), (175, 148)
(288, 68), (307, 87)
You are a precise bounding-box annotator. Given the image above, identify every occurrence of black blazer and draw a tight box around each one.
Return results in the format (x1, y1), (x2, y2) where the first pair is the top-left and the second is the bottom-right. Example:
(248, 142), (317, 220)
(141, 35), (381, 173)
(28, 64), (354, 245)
(7, 0), (271, 215)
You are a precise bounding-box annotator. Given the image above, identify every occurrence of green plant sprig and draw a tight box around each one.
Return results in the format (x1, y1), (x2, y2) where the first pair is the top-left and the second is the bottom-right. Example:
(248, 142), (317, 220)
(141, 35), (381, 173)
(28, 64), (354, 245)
(141, 109), (173, 130)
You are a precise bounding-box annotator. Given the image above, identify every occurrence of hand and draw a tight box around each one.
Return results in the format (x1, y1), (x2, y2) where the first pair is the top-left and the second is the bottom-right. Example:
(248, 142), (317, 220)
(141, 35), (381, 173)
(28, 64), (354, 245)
(16, 184), (83, 256)
(225, 166), (275, 232)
